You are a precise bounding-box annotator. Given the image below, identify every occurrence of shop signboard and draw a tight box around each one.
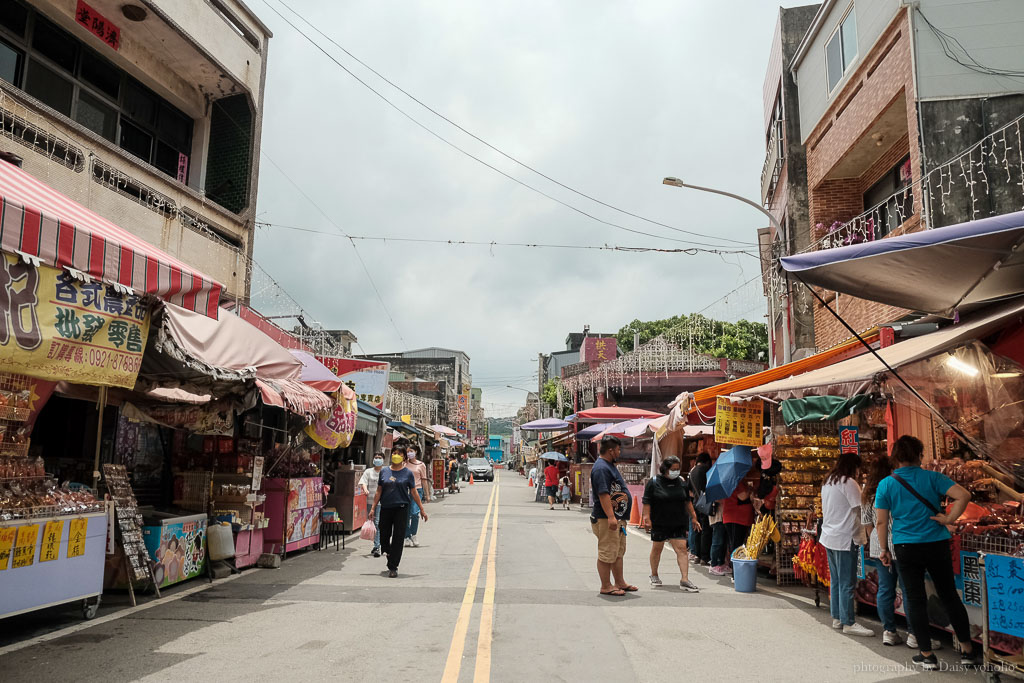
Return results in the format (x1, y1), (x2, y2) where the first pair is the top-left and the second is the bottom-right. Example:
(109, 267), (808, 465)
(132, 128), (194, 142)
(580, 337), (617, 363)
(0, 257), (150, 388)
(432, 459), (446, 490)
(984, 553), (1024, 639)
(286, 479), (322, 545)
(316, 357), (390, 410)
(456, 393), (469, 434)
(714, 397), (764, 447)
(839, 426), (859, 455)
(305, 390), (358, 449)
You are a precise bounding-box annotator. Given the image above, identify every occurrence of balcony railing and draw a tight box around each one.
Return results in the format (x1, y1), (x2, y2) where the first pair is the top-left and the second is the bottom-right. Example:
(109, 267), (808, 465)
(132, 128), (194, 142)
(761, 119), (785, 206)
(814, 184), (914, 250)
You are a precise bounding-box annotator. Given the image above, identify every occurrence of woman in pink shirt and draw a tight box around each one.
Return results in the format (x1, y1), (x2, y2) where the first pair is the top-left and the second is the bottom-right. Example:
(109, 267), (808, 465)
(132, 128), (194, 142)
(405, 447), (429, 547)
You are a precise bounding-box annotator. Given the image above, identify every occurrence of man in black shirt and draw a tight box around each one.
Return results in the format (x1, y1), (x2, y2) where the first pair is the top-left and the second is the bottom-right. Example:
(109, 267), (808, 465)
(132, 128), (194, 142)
(688, 452), (713, 565)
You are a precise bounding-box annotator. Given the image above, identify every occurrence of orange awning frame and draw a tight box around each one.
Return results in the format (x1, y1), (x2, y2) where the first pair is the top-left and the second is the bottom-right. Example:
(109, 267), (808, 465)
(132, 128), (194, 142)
(686, 329), (881, 420)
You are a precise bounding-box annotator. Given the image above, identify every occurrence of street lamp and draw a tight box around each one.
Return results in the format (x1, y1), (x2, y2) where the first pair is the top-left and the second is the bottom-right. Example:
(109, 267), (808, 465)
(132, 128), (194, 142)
(662, 176), (791, 366)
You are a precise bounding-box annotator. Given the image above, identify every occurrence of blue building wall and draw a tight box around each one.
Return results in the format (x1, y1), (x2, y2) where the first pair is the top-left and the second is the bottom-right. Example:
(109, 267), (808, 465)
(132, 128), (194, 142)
(485, 436), (504, 462)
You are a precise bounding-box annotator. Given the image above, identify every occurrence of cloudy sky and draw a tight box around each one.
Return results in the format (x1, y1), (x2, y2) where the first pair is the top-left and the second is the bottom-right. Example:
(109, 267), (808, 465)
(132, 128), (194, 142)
(252, 0), (806, 416)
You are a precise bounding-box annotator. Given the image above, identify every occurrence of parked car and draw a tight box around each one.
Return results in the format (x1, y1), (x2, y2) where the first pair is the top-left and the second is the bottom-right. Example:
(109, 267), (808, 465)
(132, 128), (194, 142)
(467, 457), (494, 482)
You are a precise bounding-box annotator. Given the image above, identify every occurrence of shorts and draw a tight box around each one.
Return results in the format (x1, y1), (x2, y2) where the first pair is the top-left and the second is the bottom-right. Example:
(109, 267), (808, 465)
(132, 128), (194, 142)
(546, 485), (559, 497)
(591, 519), (627, 563)
(650, 526), (688, 543)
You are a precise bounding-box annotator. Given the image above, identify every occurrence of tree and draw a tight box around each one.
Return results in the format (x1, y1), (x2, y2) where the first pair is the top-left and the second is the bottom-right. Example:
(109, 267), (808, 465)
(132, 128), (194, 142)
(541, 378), (572, 415)
(616, 313), (768, 363)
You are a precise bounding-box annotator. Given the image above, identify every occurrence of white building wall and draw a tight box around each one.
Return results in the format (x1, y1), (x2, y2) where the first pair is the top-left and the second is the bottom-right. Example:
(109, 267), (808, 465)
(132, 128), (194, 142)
(914, 0), (1024, 100)
(795, 0), (901, 142)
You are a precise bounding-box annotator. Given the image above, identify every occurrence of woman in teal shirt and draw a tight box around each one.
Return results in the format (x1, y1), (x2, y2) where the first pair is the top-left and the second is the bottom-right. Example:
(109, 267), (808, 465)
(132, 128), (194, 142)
(874, 435), (976, 670)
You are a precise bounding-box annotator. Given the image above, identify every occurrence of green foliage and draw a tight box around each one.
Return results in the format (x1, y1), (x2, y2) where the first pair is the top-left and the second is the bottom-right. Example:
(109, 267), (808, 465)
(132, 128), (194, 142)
(616, 314), (769, 363)
(541, 378), (572, 414)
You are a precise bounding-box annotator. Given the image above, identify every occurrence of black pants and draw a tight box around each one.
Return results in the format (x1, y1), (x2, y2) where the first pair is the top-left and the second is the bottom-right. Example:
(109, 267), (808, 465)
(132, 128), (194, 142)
(695, 513), (712, 562)
(379, 504), (409, 571)
(726, 523), (750, 561)
(895, 539), (972, 653)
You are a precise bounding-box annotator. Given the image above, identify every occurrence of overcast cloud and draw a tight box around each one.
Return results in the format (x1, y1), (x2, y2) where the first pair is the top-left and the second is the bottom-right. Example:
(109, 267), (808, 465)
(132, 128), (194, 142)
(252, 0), (806, 416)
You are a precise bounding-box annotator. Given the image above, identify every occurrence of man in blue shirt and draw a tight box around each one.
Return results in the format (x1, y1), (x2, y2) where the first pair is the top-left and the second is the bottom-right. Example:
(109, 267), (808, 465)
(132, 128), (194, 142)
(875, 435), (976, 670)
(590, 436), (636, 596)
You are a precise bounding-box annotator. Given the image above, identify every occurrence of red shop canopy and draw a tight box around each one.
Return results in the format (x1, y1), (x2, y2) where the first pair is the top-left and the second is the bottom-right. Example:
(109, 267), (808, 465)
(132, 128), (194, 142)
(0, 161), (223, 318)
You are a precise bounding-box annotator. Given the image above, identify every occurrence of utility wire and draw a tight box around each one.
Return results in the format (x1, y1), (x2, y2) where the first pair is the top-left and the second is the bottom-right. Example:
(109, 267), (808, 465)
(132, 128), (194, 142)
(274, 0), (758, 248)
(256, 221), (759, 257)
(259, 0), (754, 251)
(917, 8), (1024, 79)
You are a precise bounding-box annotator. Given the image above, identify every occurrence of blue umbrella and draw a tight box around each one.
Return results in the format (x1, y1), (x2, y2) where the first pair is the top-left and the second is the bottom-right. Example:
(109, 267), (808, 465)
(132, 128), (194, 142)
(704, 446), (753, 502)
(540, 451), (568, 462)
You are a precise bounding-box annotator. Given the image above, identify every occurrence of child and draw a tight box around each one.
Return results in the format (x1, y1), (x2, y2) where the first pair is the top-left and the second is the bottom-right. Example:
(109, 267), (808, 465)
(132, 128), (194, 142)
(559, 475), (572, 510)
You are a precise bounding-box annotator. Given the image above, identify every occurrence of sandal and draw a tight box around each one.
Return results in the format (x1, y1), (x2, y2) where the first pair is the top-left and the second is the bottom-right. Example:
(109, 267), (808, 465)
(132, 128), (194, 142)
(599, 588), (626, 596)
(618, 584), (639, 592)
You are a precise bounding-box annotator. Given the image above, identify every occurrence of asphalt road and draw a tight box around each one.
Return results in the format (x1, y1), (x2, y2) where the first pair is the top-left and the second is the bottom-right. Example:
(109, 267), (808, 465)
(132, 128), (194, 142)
(0, 471), (984, 681)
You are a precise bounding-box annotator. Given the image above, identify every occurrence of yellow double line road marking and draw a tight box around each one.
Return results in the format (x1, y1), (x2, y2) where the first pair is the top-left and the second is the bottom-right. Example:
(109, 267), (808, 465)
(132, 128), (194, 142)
(441, 472), (500, 683)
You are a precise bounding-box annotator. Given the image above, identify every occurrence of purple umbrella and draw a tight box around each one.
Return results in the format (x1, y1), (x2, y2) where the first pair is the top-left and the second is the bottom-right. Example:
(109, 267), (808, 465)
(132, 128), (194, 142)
(520, 417), (570, 431)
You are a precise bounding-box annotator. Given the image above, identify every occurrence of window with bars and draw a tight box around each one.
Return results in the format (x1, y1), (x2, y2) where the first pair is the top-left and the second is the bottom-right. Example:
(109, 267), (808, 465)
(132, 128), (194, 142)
(0, 0), (192, 184)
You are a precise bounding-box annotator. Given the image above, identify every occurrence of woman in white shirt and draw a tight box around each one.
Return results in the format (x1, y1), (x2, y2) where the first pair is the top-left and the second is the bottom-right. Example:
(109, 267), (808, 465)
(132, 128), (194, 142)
(819, 452), (873, 637)
(359, 455), (385, 557)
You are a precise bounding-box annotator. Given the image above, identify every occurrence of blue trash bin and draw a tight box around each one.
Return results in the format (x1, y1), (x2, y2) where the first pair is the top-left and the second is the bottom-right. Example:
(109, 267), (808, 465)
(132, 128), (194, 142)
(732, 557), (758, 593)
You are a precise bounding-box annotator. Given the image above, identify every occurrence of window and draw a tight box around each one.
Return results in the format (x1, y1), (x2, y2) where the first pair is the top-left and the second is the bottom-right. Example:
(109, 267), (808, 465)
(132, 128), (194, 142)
(0, 2), (193, 183)
(863, 156), (913, 238)
(825, 6), (858, 93)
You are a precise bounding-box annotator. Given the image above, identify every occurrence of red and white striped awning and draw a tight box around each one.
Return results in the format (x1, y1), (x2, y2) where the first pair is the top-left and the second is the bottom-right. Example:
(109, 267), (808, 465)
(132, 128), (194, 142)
(0, 160), (224, 318)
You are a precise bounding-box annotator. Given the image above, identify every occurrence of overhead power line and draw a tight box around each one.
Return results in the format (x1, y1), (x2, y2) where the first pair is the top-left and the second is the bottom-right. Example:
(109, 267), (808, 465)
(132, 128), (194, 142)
(260, 0), (758, 251)
(256, 221), (758, 257)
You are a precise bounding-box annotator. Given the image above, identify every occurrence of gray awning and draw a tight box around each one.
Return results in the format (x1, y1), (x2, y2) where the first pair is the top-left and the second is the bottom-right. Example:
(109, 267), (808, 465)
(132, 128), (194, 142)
(781, 210), (1024, 315)
(356, 413), (379, 436)
(732, 298), (1024, 399)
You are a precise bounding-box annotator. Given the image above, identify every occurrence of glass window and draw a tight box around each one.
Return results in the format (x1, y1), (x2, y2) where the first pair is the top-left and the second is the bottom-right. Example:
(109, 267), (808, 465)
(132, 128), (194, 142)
(157, 104), (191, 151)
(74, 89), (116, 141)
(79, 49), (119, 100)
(0, 0), (28, 38)
(0, 39), (21, 85)
(153, 140), (183, 179)
(31, 16), (77, 73)
(119, 119), (152, 161)
(123, 78), (156, 126)
(825, 5), (858, 93)
(841, 11), (858, 70)
(25, 59), (72, 115)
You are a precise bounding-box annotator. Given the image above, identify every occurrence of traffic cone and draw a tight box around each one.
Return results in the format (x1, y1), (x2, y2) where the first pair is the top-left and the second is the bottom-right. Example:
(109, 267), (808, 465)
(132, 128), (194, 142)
(528, 477), (533, 487)
(470, 473), (475, 485)
(629, 494), (642, 527)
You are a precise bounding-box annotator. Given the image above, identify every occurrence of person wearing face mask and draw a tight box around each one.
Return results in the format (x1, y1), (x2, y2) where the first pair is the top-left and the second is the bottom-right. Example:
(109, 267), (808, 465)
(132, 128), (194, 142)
(404, 447), (429, 547)
(359, 453), (386, 557)
(369, 445), (427, 578)
(642, 456), (701, 592)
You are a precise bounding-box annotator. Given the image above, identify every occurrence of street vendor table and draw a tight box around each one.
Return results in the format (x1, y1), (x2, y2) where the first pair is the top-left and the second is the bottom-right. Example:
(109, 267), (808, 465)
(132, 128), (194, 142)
(0, 511), (106, 620)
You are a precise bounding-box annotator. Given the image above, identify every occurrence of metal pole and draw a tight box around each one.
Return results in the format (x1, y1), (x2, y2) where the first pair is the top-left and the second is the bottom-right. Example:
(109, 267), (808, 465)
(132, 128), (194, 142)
(91, 386), (107, 489)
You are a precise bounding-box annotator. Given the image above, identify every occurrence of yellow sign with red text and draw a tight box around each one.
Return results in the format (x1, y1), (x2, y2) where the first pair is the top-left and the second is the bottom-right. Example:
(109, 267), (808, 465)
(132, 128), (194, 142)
(0, 256), (150, 388)
(714, 397), (765, 447)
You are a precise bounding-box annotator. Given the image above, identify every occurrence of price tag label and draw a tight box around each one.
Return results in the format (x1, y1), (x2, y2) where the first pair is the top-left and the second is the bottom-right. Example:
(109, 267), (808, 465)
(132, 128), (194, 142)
(13, 524), (39, 568)
(68, 518), (88, 558)
(41, 519), (64, 562)
(0, 527), (15, 570)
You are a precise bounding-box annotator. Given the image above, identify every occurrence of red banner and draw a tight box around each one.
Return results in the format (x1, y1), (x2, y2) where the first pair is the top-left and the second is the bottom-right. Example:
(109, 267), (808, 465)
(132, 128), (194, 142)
(75, 1), (120, 51)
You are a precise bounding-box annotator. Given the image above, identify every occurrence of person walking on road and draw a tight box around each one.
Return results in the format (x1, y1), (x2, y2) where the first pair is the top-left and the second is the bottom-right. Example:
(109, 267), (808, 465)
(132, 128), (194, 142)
(642, 456), (701, 592)
(820, 451), (874, 638)
(544, 459), (560, 510)
(405, 447), (429, 547)
(688, 452), (713, 565)
(369, 446), (427, 578)
(359, 453), (385, 557)
(875, 435), (978, 670)
(590, 436), (637, 597)
(559, 474), (572, 510)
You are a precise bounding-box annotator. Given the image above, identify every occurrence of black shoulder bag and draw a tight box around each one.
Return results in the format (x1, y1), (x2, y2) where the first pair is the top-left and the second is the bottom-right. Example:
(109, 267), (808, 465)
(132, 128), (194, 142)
(891, 473), (940, 515)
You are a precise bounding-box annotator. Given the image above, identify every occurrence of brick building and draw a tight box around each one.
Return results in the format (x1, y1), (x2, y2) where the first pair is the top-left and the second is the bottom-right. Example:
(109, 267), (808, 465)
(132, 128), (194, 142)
(789, 0), (1024, 348)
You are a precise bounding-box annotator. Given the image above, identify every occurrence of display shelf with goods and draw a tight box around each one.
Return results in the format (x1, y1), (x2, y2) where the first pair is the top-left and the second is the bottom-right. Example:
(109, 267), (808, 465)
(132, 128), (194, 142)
(210, 453), (268, 570)
(0, 373), (32, 458)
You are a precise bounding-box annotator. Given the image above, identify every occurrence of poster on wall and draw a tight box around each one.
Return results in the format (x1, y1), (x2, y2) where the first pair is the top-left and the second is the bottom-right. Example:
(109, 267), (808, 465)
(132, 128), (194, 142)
(455, 393), (469, 434)
(285, 479), (322, 543)
(316, 357), (390, 410)
(143, 517), (207, 587)
(0, 256), (150, 388)
(714, 397), (764, 447)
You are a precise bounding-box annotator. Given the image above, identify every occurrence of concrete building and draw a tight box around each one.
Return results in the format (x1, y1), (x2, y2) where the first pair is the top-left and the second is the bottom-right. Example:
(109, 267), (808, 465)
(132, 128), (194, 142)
(0, 0), (270, 298)
(791, 0), (1024, 348)
(537, 328), (617, 417)
(362, 347), (472, 425)
(760, 4), (820, 364)
(469, 387), (485, 441)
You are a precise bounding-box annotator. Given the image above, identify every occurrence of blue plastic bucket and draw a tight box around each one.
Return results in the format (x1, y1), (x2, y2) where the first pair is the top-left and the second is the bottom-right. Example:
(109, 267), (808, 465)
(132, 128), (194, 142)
(732, 558), (758, 593)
